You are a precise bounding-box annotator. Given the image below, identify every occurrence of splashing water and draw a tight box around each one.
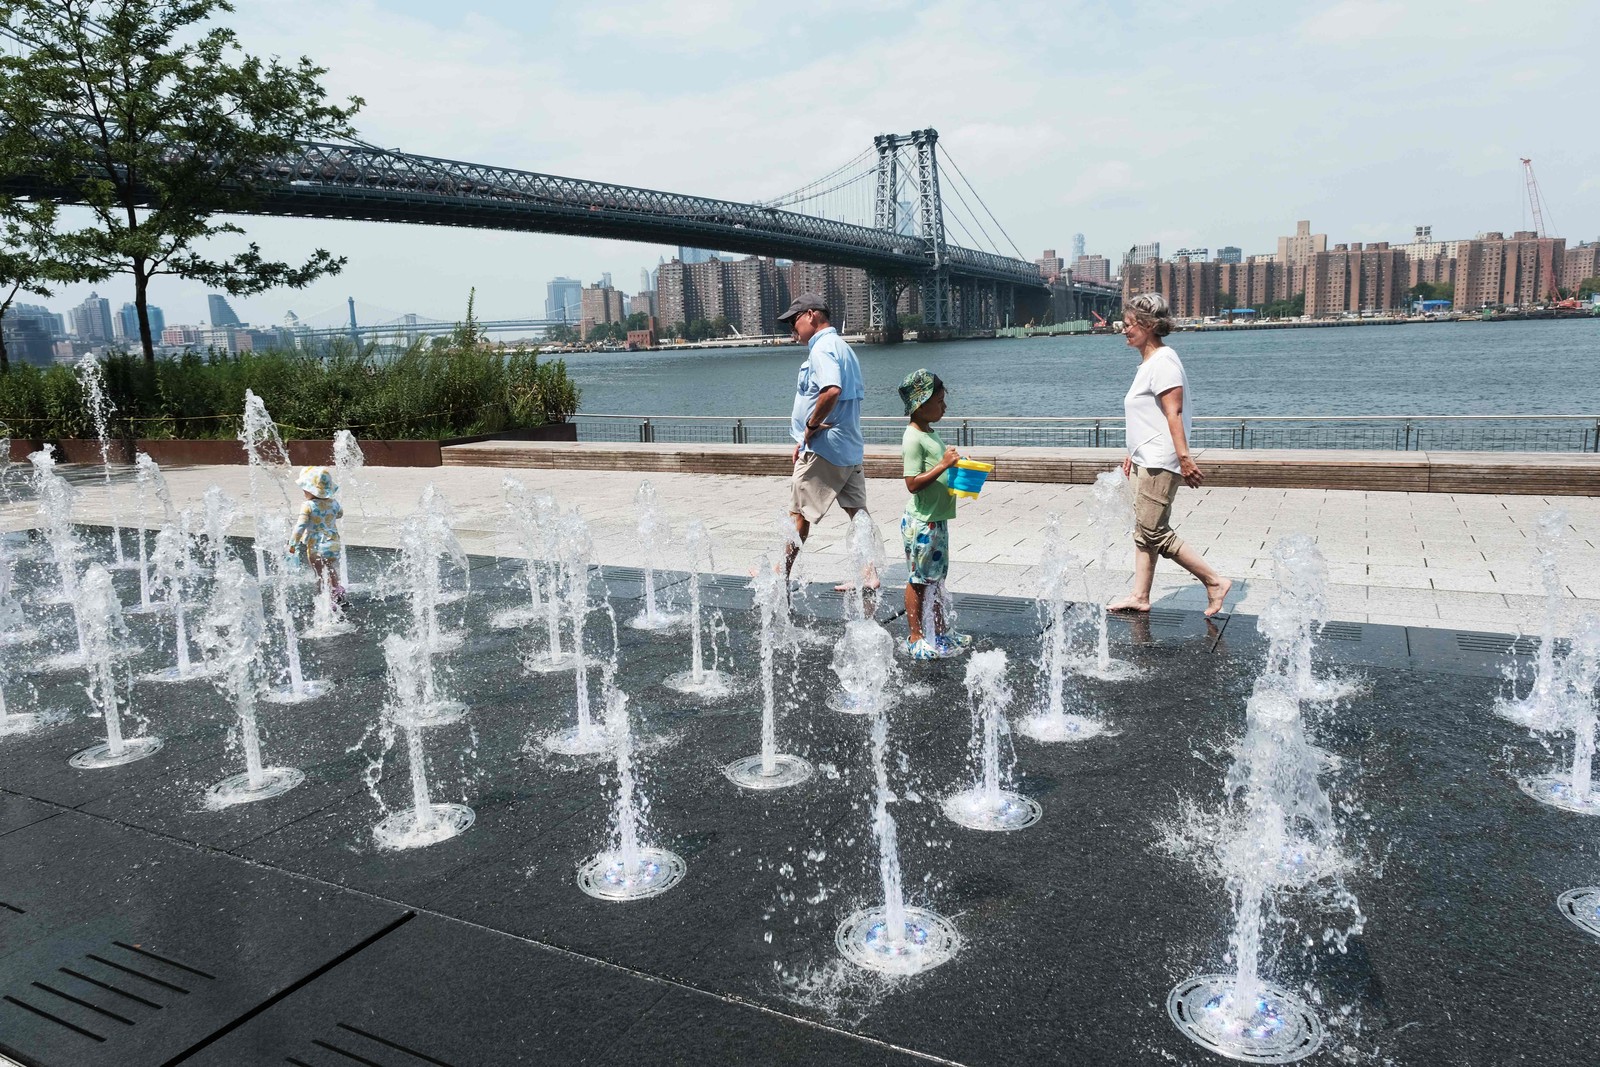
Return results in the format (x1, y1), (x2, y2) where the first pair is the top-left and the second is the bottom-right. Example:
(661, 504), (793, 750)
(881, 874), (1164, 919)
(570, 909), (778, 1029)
(626, 480), (684, 631)
(201, 485), (241, 576)
(238, 389), (292, 579)
(258, 515), (333, 703)
(663, 521), (737, 700)
(141, 514), (216, 684)
(830, 618), (901, 716)
(75, 355), (131, 568)
(1259, 535), (1360, 703)
(371, 633), (475, 849)
(31, 448), (95, 670)
(943, 650), (1041, 831)
(1164, 680), (1362, 1063)
(0, 534), (41, 650)
(1497, 509), (1569, 729)
(723, 553), (813, 790)
(833, 625), (959, 975)
(1020, 519), (1110, 742)
(1081, 474), (1141, 680)
(196, 561), (305, 806)
(331, 430), (367, 592)
(493, 477), (557, 631)
(68, 566), (162, 768)
(577, 675), (685, 900)
(541, 511), (610, 754)
(389, 486), (468, 653)
(0, 545), (64, 737)
(126, 453), (174, 614)
(1518, 612), (1600, 814)
(842, 511), (885, 622)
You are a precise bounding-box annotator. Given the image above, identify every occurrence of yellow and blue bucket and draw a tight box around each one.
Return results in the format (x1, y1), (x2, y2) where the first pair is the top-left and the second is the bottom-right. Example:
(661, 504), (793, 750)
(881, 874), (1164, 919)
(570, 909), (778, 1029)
(947, 459), (995, 500)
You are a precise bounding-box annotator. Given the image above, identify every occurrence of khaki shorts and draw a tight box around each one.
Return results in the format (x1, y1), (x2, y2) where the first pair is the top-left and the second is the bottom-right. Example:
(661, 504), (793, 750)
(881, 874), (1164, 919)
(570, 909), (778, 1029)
(1133, 464), (1184, 560)
(791, 451), (868, 523)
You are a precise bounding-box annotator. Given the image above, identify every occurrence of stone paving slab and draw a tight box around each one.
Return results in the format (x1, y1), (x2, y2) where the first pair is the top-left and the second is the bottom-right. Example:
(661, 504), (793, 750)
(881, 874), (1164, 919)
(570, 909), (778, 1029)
(6, 461), (1600, 636)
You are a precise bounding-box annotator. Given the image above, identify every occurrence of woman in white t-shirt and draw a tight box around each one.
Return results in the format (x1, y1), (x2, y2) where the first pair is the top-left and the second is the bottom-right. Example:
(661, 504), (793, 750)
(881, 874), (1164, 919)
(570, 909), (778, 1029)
(1108, 293), (1233, 617)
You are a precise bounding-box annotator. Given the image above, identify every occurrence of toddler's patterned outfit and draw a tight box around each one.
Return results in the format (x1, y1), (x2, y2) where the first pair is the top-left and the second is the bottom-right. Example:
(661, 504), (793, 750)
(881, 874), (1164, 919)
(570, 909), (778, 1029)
(289, 466), (342, 562)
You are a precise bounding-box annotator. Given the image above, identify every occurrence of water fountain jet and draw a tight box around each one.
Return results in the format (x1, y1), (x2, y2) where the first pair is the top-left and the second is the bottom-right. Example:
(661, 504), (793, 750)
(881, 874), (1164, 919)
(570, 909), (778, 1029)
(542, 512), (610, 754)
(723, 554), (812, 790)
(943, 650), (1041, 831)
(76, 355), (133, 570)
(199, 561), (305, 807)
(1020, 522), (1109, 743)
(576, 677), (685, 900)
(625, 480), (684, 631)
(1497, 509), (1568, 729)
(664, 521), (738, 700)
(141, 517), (217, 683)
(372, 634), (475, 849)
(1518, 613), (1600, 814)
(69, 566), (162, 768)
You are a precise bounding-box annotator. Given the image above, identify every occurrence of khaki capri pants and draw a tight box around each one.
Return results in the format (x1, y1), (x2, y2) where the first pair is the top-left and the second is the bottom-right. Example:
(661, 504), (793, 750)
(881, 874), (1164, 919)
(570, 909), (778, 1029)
(1133, 465), (1185, 560)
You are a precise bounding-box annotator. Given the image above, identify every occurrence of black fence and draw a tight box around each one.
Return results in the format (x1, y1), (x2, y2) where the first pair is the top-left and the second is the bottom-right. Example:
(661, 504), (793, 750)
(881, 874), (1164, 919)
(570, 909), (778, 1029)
(571, 415), (1600, 453)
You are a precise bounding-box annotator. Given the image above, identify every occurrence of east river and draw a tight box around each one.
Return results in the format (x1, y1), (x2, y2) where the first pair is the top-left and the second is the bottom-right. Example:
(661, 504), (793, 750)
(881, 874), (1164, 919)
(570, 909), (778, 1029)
(563, 317), (1600, 419)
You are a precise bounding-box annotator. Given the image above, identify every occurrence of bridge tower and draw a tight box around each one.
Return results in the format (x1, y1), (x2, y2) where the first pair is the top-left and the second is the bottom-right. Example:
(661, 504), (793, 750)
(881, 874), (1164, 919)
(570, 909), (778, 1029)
(912, 129), (952, 337)
(867, 133), (908, 344)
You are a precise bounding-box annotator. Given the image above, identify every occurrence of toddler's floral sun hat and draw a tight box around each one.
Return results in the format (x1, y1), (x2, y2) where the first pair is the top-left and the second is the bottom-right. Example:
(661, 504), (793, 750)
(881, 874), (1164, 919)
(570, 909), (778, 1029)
(296, 466), (338, 499)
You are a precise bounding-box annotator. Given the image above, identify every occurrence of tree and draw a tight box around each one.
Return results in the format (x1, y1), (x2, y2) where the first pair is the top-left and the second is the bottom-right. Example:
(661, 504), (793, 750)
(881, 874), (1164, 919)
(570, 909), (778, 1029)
(1580, 277), (1600, 300)
(1408, 280), (1453, 303)
(624, 310), (650, 332)
(0, 197), (101, 372)
(1214, 290), (1236, 315)
(0, 0), (363, 364)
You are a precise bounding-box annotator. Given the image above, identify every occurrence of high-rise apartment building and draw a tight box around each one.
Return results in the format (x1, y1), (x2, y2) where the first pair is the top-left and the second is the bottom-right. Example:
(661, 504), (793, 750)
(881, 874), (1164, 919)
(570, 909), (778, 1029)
(1217, 257), (1282, 308)
(1035, 249), (1065, 282)
(162, 325), (202, 346)
(545, 277), (582, 322)
(1073, 255), (1111, 285)
(2, 305), (56, 366)
(1121, 256), (1218, 320)
(629, 291), (657, 319)
(1126, 242), (1160, 267)
(1560, 242), (1600, 294)
(71, 292), (115, 344)
(1302, 242), (1409, 318)
(1071, 233), (1086, 261)
(655, 256), (795, 335)
(579, 283), (627, 336)
(1454, 231), (1565, 309)
(678, 247), (717, 265)
(1277, 220), (1327, 268)
(1216, 246), (1242, 264)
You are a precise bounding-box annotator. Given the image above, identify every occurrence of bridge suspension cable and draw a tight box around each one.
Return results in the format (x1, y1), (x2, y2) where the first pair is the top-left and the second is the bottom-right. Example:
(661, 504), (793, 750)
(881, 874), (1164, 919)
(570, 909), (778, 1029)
(759, 146), (876, 209)
(938, 143), (1026, 261)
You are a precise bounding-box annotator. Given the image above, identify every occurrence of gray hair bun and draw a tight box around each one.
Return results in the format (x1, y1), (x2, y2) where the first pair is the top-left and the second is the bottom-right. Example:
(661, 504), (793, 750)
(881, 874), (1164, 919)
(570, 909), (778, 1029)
(1125, 292), (1174, 336)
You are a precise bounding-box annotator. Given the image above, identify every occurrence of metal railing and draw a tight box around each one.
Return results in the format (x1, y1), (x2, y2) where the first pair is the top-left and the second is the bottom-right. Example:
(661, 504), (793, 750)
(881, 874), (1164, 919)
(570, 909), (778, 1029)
(571, 413), (1600, 453)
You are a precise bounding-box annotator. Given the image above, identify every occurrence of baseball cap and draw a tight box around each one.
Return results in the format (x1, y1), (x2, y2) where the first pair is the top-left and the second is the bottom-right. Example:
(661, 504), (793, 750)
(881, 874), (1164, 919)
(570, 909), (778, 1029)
(777, 292), (829, 323)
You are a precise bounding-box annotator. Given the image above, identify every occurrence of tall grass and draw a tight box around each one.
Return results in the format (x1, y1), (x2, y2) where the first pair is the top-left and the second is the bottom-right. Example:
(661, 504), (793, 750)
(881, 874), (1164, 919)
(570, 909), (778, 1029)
(0, 337), (580, 441)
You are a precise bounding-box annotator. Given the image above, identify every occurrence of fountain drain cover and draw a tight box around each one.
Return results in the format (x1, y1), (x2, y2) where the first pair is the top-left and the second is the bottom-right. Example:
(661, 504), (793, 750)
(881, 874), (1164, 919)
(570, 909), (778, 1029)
(1167, 974), (1322, 1064)
(1558, 887), (1600, 939)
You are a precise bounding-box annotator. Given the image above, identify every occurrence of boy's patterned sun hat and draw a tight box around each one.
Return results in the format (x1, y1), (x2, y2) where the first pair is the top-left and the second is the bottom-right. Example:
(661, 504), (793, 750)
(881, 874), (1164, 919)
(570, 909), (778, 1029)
(898, 368), (939, 416)
(297, 465), (338, 499)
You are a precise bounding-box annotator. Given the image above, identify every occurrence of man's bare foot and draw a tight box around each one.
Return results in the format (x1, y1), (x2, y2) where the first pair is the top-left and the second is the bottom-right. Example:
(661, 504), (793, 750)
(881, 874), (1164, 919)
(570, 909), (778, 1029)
(1107, 595), (1150, 613)
(1203, 576), (1234, 617)
(834, 575), (883, 593)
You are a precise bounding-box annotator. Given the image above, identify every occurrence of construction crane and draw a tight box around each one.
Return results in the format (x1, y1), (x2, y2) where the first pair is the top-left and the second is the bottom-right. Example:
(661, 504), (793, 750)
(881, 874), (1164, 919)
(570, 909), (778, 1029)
(1519, 158), (1581, 307)
(1521, 157), (1555, 239)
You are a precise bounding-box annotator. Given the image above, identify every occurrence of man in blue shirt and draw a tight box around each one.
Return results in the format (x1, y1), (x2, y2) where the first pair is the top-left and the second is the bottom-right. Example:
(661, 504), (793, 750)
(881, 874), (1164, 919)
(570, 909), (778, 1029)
(778, 293), (874, 587)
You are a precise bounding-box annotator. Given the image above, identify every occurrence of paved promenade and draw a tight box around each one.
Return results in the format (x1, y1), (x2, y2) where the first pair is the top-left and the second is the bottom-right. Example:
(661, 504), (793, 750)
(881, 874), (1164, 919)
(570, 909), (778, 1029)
(6, 462), (1600, 635)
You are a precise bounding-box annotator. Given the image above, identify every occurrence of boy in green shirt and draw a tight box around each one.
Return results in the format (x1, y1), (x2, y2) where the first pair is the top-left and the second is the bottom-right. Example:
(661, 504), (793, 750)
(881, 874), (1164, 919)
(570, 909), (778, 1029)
(898, 368), (971, 660)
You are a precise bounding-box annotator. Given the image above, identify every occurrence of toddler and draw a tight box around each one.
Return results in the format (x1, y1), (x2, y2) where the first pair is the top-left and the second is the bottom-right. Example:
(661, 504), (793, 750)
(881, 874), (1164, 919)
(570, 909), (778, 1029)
(288, 466), (344, 597)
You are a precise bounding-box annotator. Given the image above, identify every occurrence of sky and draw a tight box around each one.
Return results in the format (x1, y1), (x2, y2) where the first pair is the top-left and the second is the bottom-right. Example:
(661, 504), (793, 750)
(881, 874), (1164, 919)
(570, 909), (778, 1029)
(36, 0), (1600, 328)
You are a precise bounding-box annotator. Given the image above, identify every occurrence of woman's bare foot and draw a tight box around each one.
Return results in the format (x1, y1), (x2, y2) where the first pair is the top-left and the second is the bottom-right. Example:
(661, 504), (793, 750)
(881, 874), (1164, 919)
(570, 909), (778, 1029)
(1203, 576), (1234, 617)
(834, 575), (883, 594)
(1107, 595), (1150, 613)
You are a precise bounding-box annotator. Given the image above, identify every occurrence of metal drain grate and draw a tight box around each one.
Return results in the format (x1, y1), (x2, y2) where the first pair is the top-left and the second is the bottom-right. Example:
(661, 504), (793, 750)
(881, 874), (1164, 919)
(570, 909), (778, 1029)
(954, 594), (1032, 616)
(290, 1022), (457, 1066)
(1148, 609), (1187, 627)
(704, 573), (754, 590)
(1456, 633), (1539, 656)
(602, 566), (646, 582)
(1319, 621), (1363, 642)
(1, 940), (214, 1045)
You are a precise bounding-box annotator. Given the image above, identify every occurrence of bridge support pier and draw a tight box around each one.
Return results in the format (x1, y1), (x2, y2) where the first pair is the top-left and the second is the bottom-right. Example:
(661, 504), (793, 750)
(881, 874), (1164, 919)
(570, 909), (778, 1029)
(866, 272), (903, 344)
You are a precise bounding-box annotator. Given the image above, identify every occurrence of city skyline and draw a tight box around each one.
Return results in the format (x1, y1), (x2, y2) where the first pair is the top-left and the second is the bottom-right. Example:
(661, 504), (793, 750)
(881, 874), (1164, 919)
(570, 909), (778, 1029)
(28, 0), (1597, 326)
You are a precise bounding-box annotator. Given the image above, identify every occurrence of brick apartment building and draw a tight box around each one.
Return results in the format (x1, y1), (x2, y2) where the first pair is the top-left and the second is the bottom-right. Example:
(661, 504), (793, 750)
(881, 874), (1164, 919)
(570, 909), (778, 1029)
(1452, 231), (1565, 309)
(1302, 242), (1409, 317)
